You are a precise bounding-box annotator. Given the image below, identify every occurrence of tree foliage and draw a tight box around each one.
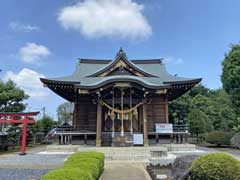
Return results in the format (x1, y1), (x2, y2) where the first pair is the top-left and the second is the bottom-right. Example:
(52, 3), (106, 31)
(0, 80), (29, 112)
(188, 109), (207, 141)
(169, 85), (237, 133)
(57, 102), (73, 124)
(31, 115), (59, 135)
(222, 44), (240, 114)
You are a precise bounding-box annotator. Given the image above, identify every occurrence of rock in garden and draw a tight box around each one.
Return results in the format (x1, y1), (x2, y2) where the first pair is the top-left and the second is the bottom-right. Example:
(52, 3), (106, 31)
(171, 155), (199, 180)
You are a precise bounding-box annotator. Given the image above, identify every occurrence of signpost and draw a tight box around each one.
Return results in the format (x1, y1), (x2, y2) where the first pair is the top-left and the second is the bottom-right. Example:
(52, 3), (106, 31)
(133, 133), (143, 145)
(155, 123), (173, 134)
(0, 112), (39, 155)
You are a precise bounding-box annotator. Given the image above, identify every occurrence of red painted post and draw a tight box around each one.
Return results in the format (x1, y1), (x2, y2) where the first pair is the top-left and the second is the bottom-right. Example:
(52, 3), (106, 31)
(20, 116), (27, 155)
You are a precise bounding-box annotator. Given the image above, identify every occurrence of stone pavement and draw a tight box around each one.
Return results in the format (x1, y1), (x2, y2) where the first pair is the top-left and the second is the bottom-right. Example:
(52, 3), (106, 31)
(196, 146), (240, 160)
(100, 163), (151, 180)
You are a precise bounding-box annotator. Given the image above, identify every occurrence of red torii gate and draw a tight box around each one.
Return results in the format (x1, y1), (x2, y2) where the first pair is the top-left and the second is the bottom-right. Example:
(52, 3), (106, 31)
(0, 112), (39, 155)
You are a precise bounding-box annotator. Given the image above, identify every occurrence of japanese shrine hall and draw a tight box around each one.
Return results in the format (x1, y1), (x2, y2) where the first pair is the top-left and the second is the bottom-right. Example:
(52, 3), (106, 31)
(40, 49), (201, 147)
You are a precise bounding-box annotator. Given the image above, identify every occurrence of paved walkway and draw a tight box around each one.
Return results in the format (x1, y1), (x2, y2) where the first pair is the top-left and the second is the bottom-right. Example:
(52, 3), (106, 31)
(197, 146), (240, 160)
(100, 163), (151, 180)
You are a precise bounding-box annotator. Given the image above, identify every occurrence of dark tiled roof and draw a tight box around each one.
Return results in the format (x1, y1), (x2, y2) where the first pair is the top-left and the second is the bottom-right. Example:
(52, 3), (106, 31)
(40, 49), (201, 90)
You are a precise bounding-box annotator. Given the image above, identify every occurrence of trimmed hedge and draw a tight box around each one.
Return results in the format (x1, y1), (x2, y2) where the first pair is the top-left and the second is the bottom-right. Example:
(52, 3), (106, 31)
(41, 151), (104, 180)
(190, 153), (240, 180)
(206, 131), (232, 146)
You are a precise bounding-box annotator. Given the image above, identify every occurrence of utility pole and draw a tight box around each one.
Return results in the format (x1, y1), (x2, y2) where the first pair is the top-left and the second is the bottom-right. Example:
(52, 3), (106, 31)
(42, 107), (46, 117)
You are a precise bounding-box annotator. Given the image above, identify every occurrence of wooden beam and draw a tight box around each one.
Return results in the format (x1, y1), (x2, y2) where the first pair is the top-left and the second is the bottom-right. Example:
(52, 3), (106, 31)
(96, 103), (102, 147)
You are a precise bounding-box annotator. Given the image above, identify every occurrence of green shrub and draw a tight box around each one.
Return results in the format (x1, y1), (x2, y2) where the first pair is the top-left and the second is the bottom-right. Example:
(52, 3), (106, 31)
(206, 131), (232, 146)
(41, 168), (94, 180)
(64, 158), (101, 179)
(41, 151), (104, 180)
(190, 153), (240, 180)
(66, 151), (104, 172)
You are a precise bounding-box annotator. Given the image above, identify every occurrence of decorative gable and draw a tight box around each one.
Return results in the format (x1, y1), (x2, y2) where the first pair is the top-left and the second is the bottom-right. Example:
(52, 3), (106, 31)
(87, 48), (157, 77)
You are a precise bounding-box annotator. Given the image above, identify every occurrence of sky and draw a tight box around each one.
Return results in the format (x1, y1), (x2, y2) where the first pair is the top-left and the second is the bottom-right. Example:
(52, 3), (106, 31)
(0, 0), (240, 119)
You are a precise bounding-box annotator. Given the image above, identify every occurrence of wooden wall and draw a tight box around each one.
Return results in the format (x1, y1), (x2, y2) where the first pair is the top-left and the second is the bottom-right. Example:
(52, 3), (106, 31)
(146, 95), (168, 132)
(74, 95), (97, 131)
(73, 94), (168, 133)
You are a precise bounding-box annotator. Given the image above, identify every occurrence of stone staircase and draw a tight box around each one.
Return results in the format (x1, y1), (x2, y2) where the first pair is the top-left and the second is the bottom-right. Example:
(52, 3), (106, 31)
(45, 144), (197, 163)
(77, 147), (168, 162)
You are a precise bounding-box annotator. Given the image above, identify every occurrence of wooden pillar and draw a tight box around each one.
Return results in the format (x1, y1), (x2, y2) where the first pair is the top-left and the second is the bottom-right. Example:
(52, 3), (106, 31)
(165, 96), (169, 123)
(143, 104), (148, 146)
(96, 103), (102, 147)
(73, 103), (77, 128)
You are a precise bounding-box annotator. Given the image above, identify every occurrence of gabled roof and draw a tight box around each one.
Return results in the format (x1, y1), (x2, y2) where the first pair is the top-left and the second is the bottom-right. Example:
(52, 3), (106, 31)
(87, 48), (158, 77)
(40, 49), (201, 101)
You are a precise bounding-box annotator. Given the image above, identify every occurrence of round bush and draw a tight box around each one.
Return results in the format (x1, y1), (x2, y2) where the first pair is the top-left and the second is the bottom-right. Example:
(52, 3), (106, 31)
(190, 153), (240, 180)
(41, 168), (94, 180)
(206, 131), (232, 146)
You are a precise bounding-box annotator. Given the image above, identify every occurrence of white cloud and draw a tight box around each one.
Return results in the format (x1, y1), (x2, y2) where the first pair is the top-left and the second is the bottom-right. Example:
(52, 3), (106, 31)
(9, 22), (39, 32)
(3, 68), (49, 101)
(19, 42), (51, 64)
(57, 0), (152, 40)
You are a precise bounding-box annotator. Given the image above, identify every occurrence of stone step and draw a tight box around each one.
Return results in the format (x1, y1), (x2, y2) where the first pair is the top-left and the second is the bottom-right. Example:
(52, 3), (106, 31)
(105, 155), (151, 161)
(46, 144), (196, 153)
(164, 144), (196, 151)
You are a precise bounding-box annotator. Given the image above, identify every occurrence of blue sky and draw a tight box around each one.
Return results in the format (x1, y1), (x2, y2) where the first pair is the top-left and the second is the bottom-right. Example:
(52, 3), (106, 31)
(0, 0), (240, 119)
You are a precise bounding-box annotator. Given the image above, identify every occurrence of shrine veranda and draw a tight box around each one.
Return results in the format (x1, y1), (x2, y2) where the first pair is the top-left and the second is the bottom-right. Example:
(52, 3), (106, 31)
(41, 49), (201, 147)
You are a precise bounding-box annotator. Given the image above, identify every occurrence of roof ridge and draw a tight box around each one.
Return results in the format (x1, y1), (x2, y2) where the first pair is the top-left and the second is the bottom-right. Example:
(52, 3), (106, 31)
(78, 58), (163, 64)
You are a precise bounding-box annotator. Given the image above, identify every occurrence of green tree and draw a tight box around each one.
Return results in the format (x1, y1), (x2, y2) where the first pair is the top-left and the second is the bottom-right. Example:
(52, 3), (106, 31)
(169, 85), (237, 132)
(57, 102), (73, 124)
(188, 109), (207, 142)
(169, 85), (211, 123)
(31, 115), (59, 135)
(0, 80), (29, 112)
(221, 44), (240, 114)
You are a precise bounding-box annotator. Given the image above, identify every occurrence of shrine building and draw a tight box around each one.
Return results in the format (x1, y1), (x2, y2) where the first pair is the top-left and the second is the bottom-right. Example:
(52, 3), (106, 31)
(40, 49), (201, 146)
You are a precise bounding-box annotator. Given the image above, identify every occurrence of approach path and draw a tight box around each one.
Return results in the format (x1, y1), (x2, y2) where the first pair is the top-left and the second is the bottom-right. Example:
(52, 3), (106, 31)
(100, 162), (151, 180)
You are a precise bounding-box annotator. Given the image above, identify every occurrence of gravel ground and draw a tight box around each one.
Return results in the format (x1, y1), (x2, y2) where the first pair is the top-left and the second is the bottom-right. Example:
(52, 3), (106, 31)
(0, 146), (69, 180)
(0, 154), (69, 169)
(0, 169), (50, 180)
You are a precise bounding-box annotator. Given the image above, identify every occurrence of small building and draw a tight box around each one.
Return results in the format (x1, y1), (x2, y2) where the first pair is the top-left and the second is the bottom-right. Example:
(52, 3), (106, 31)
(40, 49), (201, 146)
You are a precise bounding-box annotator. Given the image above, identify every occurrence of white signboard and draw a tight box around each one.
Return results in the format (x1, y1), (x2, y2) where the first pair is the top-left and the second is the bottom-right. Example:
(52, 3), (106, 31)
(133, 134), (143, 145)
(155, 123), (173, 134)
